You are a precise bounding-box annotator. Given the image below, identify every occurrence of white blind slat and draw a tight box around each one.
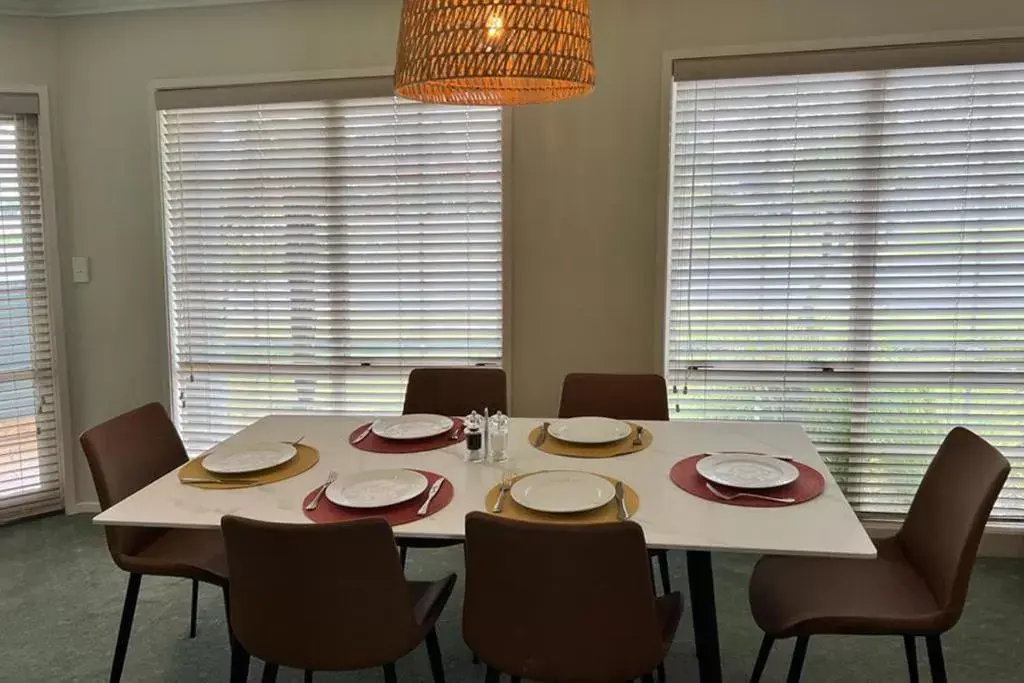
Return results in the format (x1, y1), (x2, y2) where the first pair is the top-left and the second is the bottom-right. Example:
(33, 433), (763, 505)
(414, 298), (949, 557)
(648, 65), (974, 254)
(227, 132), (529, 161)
(0, 113), (62, 523)
(160, 95), (503, 454)
(667, 61), (1024, 522)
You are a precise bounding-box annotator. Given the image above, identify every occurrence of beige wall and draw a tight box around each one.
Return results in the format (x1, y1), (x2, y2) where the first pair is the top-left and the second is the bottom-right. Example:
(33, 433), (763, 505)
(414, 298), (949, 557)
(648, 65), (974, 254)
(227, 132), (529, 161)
(4, 0), (1024, 506)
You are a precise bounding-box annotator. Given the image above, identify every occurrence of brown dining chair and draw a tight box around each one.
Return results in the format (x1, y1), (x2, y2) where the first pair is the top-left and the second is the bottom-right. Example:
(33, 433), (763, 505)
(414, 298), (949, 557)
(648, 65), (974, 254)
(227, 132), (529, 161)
(221, 516), (456, 683)
(80, 402), (229, 683)
(558, 372), (674, 597)
(403, 366), (508, 417)
(398, 366), (508, 566)
(463, 512), (682, 683)
(747, 427), (1010, 683)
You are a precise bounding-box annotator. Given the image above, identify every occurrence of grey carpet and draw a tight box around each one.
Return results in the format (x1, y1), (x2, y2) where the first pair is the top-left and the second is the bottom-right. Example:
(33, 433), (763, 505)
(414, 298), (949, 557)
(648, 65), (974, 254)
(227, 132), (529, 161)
(1, 514), (1022, 682)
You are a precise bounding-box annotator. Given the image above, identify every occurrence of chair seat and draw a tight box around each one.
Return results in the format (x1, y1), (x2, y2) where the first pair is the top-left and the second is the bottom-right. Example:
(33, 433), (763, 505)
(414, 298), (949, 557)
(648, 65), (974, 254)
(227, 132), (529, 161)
(749, 537), (941, 637)
(117, 528), (228, 585)
(411, 574), (458, 632)
(655, 592), (683, 650)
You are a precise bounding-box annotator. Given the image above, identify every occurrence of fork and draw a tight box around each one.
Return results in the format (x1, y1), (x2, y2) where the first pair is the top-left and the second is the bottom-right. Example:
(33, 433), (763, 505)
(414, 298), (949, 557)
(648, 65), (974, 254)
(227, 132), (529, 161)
(632, 426), (644, 447)
(705, 482), (795, 504)
(533, 422), (550, 448)
(304, 470), (338, 511)
(491, 473), (514, 513)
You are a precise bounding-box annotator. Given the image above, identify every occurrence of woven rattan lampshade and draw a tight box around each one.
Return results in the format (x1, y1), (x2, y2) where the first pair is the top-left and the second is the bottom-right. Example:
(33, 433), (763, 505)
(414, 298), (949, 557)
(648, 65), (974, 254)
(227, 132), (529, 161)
(395, 0), (595, 106)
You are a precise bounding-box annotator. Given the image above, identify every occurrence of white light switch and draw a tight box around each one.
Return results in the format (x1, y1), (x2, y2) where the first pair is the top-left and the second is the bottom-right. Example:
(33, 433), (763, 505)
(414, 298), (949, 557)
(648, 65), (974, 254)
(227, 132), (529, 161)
(71, 256), (90, 283)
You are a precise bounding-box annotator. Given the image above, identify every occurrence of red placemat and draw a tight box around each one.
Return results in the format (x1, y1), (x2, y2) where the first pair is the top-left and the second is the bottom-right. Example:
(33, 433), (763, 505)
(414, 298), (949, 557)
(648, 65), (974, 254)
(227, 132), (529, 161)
(348, 418), (465, 453)
(670, 455), (825, 508)
(302, 470), (454, 525)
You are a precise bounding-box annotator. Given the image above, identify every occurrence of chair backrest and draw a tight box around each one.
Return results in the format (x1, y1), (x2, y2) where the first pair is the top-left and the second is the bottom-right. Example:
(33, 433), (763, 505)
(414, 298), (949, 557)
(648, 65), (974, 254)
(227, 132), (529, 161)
(79, 402), (187, 560)
(463, 512), (664, 682)
(558, 373), (669, 420)
(897, 427), (1010, 628)
(221, 516), (420, 671)
(403, 367), (507, 416)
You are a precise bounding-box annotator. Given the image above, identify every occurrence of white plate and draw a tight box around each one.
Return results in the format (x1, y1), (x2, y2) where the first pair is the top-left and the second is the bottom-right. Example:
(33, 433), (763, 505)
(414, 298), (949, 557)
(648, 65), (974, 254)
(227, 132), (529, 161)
(371, 414), (454, 440)
(547, 416), (632, 445)
(510, 470), (616, 514)
(325, 469), (429, 509)
(201, 442), (297, 475)
(696, 453), (799, 490)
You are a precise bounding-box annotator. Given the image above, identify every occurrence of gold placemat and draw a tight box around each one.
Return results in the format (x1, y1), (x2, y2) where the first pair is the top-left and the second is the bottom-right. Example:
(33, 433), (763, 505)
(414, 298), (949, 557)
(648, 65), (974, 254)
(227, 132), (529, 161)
(527, 422), (653, 458)
(178, 444), (319, 489)
(484, 472), (640, 524)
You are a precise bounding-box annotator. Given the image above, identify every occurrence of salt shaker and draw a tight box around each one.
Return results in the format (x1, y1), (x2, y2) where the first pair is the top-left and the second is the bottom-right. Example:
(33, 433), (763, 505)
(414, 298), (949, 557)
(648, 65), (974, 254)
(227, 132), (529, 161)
(488, 411), (509, 463)
(465, 410), (483, 463)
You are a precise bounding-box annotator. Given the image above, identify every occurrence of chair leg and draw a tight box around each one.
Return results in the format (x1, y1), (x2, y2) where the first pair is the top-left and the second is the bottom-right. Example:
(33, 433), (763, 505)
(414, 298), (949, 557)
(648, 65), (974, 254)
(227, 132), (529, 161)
(189, 579), (199, 638)
(642, 675), (656, 683)
(656, 661), (666, 681)
(304, 671), (314, 683)
(751, 634), (775, 683)
(926, 635), (947, 683)
(261, 662), (279, 683)
(383, 662), (398, 683)
(223, 586), (250, 683)
(904, 635), (919, 683)
(425, 627), (446, 683)
(656, 549), (672, 594)
(484, 666), (500, 683)
(400, 544), (408, 568)
(787, 636), (809, 683)
(109, 573), (141, 683)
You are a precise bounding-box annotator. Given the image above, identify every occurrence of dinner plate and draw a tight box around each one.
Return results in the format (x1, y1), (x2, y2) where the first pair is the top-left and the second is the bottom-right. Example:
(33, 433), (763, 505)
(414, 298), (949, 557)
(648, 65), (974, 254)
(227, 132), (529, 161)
(371, 414), (454, 440)
(325, 469), (429, 509)
(696, 453), (799, 490)
(201, 442), (297, 475)
(547, 416), (632, 445)
(510, 471), (616, 514)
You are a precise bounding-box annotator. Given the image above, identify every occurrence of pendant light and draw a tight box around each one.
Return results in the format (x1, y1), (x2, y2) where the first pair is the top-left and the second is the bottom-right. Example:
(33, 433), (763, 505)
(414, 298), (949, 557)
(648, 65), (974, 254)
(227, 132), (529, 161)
(394, 0), (595, 106)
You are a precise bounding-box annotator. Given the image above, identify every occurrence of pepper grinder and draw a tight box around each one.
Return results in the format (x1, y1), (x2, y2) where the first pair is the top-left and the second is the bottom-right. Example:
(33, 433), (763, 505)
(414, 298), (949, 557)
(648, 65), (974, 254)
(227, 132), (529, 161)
(465, 410), (483, 463)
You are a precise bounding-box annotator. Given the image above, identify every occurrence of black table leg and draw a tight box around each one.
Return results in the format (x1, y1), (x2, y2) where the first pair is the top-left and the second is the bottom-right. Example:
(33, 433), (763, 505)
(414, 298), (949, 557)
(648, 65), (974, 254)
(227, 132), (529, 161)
(686, 550), (722, 683)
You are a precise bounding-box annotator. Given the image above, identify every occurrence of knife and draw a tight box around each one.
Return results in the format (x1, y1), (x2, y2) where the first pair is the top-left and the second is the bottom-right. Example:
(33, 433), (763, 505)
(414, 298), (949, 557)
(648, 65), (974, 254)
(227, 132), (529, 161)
(417, 477), (446, 516)
(181, 477), (257, 485)
(352, 422), (375, 444)
(614, 481), (628, 521)
(533, 422), (550, 448)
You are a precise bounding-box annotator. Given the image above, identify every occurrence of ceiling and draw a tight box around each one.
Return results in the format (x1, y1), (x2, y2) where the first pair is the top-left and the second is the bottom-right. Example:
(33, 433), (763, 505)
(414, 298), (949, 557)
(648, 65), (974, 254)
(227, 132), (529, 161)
(0, 0), (279, 15)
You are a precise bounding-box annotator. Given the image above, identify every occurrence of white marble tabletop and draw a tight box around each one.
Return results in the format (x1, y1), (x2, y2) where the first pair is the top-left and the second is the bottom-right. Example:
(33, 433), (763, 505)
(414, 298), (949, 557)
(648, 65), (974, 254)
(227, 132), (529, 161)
(93, 416), (876, 558)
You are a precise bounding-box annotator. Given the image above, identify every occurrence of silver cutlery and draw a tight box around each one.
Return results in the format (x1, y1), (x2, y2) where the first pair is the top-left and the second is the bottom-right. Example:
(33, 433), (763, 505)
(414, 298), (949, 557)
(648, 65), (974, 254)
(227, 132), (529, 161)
(704, 450), (795, 462)
(450, 424), (463, 440)
(418, 477), (446, 516)
(632, 426), (644, 447)
(614, 481), (629, 521)
(304, 470), (338, 511)
(705, 482), (795, 504)
(491, 474), (513, 513)
(533, 422), (550, 448)
(352, 423), (375, 444)
(287, 435), (305, 447)
(181, 476), (257, 485)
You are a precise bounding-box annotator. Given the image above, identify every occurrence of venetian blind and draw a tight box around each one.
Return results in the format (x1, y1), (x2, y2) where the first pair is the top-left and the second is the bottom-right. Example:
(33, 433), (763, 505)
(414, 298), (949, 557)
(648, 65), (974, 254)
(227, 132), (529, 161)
(0, 97), (62, 522)
(668, 46), (1024, 521)
(159, 80), (503, 453)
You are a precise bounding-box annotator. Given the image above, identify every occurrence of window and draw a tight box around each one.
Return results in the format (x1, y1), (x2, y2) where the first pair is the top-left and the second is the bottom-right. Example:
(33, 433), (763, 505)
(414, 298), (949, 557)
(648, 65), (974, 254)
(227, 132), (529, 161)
(158, 77), (502, 452)
(0, 93), (62, 522)
(666, 41), (1024, 522)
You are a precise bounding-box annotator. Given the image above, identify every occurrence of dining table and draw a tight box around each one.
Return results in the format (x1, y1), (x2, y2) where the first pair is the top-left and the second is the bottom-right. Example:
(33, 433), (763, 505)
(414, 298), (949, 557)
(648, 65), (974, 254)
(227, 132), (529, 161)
(94, 415), (876, 683)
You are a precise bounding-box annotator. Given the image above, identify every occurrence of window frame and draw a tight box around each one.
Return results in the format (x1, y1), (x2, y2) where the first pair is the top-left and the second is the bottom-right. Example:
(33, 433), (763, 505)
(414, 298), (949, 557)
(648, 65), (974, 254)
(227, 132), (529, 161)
(656, 33), (1024, 525)
(148, 68), (514, 435)
(0, 83), (73, 515)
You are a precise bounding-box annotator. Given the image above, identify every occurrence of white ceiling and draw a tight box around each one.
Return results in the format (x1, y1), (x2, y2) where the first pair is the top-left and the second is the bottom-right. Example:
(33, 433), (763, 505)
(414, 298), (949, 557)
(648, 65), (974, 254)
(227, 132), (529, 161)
(0, 0), (280, 15)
